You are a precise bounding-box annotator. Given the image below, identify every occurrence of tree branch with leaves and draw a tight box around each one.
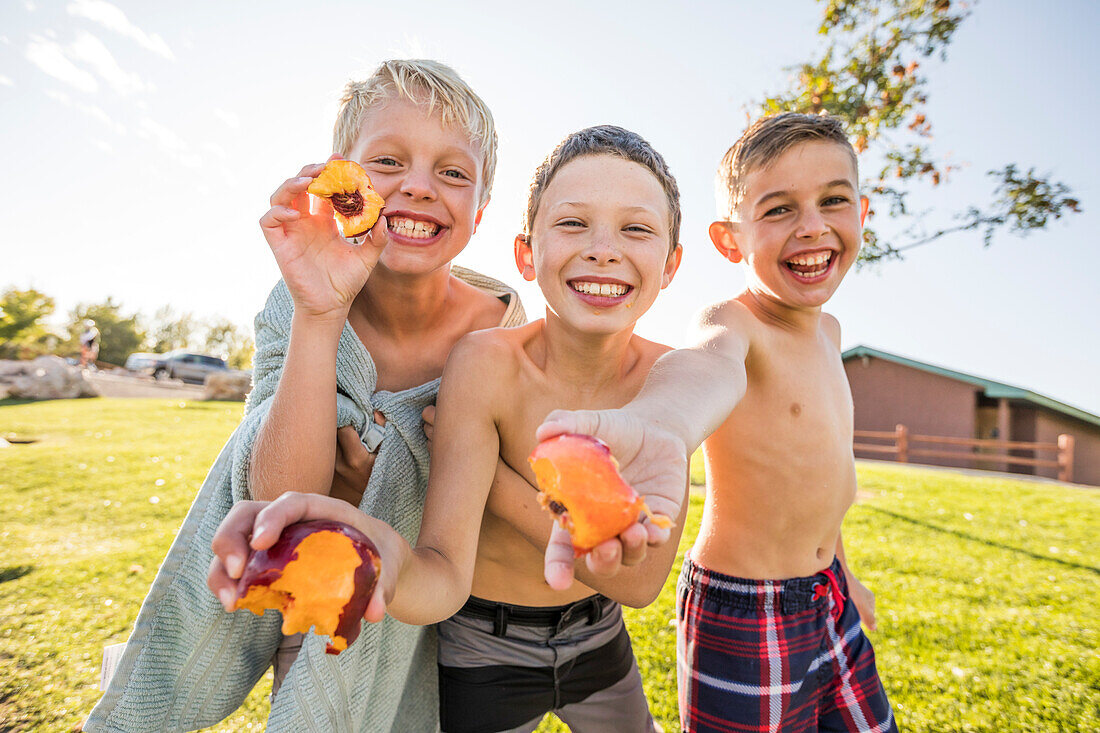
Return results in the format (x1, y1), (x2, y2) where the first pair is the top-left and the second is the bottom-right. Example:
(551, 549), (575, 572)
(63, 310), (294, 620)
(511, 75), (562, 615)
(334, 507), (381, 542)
(760, 0), (1081, 263)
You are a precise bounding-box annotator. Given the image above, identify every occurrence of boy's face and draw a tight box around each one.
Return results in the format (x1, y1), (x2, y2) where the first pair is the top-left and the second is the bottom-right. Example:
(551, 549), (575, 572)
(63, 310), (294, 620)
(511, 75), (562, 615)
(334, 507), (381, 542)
(346, 95), (486, 276)
(711, 140), (867, 310)
(514, 154), (681, 336)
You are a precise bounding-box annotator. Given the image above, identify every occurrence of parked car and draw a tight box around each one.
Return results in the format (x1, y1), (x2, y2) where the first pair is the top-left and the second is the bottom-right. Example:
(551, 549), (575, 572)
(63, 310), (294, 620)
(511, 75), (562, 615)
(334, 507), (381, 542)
(124, 352), (162, 372)
(153, 351), (229, 384)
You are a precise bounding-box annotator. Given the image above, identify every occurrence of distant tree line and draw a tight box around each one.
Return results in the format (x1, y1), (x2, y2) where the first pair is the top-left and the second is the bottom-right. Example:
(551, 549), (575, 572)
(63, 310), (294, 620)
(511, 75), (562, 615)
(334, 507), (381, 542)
(0, 286), (255, 370)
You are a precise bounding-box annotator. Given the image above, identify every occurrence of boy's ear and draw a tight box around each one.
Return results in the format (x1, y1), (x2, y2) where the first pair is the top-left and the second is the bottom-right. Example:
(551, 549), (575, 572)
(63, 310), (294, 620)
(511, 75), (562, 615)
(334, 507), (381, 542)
(473, 195), (491, 233)
(709, 221), (743, 264)
(514, 234), (536, 281)
(661, 243), (684, 289)
(859, 195), (870, 226)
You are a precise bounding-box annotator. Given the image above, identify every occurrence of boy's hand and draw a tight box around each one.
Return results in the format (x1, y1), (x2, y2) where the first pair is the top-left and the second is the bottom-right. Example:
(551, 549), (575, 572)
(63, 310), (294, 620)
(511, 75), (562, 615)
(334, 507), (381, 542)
(330, 416), (385, 506)
(208, 493), (406, 624)
(259, 159), (389, 322)
(537, 408), (688, 590)
(845, 571), (878, 632)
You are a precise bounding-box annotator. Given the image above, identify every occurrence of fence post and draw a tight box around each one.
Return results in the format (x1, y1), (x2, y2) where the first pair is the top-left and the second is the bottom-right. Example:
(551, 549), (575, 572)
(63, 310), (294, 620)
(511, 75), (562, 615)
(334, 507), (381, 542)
(896, 424), (908, 463)
(1057, 434), (1075, 483)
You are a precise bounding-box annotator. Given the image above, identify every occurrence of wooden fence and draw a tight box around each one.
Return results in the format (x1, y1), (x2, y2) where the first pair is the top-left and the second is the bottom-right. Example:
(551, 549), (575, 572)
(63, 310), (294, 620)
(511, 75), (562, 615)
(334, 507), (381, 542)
(854, 424), (1075, 483)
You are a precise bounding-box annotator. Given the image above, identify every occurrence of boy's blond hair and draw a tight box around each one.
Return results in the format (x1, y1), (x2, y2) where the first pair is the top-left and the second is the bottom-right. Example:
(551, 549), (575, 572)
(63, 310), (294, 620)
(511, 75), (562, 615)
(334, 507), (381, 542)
(333, 59), (498, 206)
(716, 112), (857, 222)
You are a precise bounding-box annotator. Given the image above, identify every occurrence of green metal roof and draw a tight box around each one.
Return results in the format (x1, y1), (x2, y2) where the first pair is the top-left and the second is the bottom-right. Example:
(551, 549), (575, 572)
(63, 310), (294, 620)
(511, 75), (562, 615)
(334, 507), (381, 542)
(842, 345), (1100, 430)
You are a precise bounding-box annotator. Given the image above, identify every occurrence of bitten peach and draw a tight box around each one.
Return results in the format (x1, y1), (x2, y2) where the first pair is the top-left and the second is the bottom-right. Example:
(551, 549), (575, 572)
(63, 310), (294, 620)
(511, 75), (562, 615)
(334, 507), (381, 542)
(307, 160), (386, 238)
(233, 519), (381, 654)
(529, 433), (672, 556)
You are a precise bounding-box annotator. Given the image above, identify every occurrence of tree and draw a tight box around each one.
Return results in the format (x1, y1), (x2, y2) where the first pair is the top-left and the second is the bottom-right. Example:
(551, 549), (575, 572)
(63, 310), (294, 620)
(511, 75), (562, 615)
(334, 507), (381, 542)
(147, 306), (200, 354)
(203, 317), (255, 370)
(64, 298), (145, 367)
(0, 287), (58, 358)
(760, 0), (1081, 263)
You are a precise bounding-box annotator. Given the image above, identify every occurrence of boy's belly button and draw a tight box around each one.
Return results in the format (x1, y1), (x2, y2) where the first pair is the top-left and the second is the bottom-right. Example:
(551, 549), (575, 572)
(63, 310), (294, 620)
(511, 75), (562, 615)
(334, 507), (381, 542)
(816, 546), (827, 560)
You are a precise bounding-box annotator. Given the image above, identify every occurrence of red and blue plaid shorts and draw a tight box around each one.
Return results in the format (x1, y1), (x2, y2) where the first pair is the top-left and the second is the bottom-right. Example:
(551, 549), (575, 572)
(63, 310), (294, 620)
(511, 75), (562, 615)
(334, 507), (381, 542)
(677, 555), (897, 732)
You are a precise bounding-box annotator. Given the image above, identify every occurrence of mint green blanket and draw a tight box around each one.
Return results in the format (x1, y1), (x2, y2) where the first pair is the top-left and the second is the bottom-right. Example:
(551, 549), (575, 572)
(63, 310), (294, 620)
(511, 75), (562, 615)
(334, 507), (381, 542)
(85, 268), (524, 732)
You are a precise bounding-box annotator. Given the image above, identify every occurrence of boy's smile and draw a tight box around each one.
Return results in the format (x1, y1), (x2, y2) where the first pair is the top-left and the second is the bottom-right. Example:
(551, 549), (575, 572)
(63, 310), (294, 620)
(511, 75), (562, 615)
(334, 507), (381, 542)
(711, 140), (866, 311)
(515, 155), (681, 336)
(346, 96), (485, 274)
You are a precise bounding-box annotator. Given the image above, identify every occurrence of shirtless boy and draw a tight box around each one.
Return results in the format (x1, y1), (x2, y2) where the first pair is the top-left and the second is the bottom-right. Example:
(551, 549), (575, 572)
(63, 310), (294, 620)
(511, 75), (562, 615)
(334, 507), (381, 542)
(538, 113), (898, 732)
(211, 126), (686, 732)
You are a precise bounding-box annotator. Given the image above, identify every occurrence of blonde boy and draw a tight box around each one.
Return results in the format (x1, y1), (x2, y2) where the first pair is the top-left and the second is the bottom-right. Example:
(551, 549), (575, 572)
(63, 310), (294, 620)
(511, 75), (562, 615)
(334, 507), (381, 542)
(87, 60), (526, 733)
(211, 125), (686, 732)
(538, 113), (898, 732)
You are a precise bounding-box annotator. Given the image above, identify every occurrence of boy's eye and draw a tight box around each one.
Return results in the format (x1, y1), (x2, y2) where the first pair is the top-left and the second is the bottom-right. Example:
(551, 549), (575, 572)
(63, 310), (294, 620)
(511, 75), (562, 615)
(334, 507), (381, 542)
(624, 225), (654, 234)
(373, 157), (399, 167)
(442, 169), (468, 180)
(823, 196), (849, 206)
(557, 219), (585, 227)
(764, 205), (790, 217)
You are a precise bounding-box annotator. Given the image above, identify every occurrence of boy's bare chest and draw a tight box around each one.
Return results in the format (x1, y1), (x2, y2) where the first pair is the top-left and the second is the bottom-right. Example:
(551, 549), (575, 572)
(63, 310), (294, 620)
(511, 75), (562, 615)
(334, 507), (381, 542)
(496, 375), (646, 484)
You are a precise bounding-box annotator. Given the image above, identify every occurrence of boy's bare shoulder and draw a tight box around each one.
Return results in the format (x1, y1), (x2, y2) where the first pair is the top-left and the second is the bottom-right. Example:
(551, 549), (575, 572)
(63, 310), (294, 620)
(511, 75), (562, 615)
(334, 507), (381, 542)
(446, 321), (543, 378)
(819, 312), (842, 349)
(689, 296), (759, 356)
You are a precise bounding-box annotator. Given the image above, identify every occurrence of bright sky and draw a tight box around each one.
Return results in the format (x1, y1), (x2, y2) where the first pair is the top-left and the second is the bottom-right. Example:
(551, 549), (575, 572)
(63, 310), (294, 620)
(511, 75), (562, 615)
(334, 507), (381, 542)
(3, 0), (1097, 414)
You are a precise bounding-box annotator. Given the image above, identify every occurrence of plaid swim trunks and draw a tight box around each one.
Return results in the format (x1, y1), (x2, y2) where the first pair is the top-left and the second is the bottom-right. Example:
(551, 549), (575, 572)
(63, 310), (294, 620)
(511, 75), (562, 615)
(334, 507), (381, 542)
(677, 555), (898, 733)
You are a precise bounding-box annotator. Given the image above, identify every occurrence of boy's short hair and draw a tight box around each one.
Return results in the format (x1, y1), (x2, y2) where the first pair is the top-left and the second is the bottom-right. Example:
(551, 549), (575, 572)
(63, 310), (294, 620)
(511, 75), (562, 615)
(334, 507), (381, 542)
(332, 59), (498, 206)
(717, 112), (858, 222)
(525, 125), (681, 250)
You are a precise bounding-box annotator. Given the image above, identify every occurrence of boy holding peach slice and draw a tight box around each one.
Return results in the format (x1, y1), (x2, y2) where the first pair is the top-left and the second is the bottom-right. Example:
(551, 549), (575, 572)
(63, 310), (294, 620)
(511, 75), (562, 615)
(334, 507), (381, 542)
(211, 125), (689, 732)
(538, 113), (897, 733)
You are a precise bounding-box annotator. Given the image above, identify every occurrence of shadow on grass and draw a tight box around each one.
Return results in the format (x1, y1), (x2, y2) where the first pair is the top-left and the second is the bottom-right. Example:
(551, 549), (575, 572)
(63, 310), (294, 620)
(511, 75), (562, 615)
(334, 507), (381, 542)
(863, 505), (1099, 576)
(0, 565), (34, 584)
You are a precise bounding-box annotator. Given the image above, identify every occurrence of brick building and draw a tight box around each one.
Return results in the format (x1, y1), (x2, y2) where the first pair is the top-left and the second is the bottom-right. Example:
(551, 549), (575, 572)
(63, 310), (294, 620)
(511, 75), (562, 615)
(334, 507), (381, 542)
(843, 346), (1100, 487)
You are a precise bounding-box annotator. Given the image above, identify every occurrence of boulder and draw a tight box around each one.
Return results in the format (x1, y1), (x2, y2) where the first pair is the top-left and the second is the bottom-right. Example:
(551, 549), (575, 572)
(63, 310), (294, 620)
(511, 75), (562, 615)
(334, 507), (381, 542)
(203, 370), (253, 402)
(1, 356), (100, 400)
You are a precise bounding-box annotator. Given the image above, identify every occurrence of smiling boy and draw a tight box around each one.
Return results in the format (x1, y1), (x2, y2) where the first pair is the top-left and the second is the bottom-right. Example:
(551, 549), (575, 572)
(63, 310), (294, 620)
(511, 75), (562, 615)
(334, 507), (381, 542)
(538, 113), (898, 732)
(211, 126), (686, 732)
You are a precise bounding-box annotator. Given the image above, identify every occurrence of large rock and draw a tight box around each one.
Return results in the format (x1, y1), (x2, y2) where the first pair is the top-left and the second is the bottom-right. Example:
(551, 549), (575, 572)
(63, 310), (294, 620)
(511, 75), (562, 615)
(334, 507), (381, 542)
(203, 370), (253, 401)
(1, 356), (100, 400)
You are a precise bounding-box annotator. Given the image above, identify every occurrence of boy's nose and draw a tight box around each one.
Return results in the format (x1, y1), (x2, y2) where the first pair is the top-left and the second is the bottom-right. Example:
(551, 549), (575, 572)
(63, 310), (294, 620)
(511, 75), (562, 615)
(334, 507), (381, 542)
(795, 209), (829, 239)
(582, 231), (622, 264)
(398, 167), (436, 201)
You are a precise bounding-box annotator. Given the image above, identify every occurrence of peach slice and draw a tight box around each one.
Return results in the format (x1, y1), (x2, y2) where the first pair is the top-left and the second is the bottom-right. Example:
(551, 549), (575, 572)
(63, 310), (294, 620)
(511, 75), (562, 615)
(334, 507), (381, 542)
(529, 433), (672, 556)
(233, 519), (381, 654)
(307, 160), (386, 238)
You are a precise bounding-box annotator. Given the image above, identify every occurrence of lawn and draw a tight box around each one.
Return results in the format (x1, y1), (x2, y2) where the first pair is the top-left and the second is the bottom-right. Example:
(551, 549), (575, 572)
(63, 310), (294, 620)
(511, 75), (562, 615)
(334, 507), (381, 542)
(1, 398), (1097, 732)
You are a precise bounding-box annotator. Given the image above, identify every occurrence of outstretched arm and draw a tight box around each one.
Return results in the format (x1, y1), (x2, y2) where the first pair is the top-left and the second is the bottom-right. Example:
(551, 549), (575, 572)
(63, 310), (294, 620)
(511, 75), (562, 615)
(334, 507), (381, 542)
(537, 302), (753, 588)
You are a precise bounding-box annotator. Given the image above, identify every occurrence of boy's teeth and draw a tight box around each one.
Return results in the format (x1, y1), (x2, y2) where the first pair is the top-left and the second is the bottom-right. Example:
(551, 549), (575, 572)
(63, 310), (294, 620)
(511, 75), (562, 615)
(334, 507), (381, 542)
(786, 252), (831, 266)
(388, 217), (440, 239)
(572, 281), (628, 297)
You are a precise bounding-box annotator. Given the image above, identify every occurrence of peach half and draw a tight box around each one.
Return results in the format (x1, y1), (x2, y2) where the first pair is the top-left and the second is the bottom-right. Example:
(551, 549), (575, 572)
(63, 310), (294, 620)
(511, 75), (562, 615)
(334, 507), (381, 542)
(307, 160), (386, 238)
(233, 519), (381, 654)
(528, 433), (672, 556)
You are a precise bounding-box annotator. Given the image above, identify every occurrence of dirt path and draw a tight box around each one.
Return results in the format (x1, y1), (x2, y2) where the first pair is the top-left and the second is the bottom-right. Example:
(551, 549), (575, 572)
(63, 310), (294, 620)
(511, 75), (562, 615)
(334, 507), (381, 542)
(87, 372), (207, 399)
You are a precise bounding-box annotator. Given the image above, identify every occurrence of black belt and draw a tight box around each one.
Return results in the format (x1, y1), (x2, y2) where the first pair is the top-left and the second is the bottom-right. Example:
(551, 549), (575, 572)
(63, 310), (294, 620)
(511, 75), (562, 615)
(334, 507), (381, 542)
(457, 594), (616, 637)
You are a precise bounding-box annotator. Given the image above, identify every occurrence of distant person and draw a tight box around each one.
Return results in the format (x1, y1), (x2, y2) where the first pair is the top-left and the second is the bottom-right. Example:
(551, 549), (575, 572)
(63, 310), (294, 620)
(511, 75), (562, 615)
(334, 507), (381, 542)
(79, 319), (99, 368)
(210, 125), (686, 733)
(536, 113), (897, 732)
(85, 59), (526, 732)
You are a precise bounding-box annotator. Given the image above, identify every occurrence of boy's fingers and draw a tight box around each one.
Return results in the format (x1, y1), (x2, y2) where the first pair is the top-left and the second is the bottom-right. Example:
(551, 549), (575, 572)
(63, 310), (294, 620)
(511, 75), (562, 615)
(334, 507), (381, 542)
(207, 556), (235, 611)
(270, 176), (314, 208)
(617, 523), (649, 566)
(584, 538), (623, 576)
(543, 523), (576, 591)
(363, 571), (387, 624)
(536, 409), (600, 442)
(259, 206), (301, 232)
(211, 500), (266, 576)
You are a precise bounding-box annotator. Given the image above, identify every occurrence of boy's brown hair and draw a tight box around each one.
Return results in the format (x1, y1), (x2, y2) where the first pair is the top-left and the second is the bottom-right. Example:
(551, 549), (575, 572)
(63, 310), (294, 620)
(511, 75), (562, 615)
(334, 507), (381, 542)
(717, 112), (858, 222)
(332, 59), (498, 206)
(524, 125), (681, 251)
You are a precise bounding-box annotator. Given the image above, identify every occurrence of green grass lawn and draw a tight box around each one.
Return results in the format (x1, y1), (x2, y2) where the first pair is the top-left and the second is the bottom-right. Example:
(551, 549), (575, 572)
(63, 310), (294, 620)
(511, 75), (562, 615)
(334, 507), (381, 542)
(1, 399), (1097, 732)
